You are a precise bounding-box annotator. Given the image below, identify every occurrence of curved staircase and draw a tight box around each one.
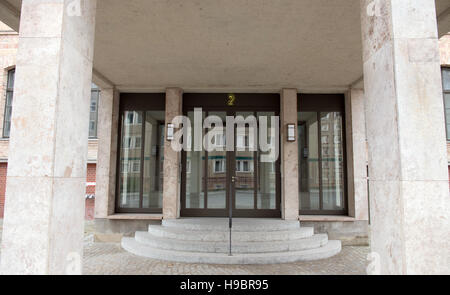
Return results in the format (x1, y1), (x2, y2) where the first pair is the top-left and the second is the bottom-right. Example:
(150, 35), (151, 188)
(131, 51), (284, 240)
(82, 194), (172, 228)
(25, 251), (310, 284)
(121, 218), (342, 264)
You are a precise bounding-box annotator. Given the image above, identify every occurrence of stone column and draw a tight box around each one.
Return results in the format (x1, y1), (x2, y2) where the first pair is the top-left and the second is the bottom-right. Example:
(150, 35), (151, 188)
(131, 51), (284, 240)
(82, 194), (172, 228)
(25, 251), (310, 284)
(95, 87), (120, 218)
(361, 0), (450, 274)
(163, 88), (183, 219)
(0, 0), (97, 275)
(280, 89), (299, 220)
(345, 89), (369, 220)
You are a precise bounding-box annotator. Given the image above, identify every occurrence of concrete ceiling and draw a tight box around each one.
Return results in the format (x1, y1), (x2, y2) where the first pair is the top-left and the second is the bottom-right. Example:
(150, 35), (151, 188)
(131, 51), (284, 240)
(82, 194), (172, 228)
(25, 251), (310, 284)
(94, 0), (363, 92)
(1, 0), (450, 92)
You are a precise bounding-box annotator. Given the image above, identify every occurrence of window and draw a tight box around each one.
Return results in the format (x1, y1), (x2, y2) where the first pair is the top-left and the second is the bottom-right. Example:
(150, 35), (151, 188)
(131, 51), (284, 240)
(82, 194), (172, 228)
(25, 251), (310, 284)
(117, 98), (166, 213)
(442, 68), (450, 140)
(236, 160), (253, 172)
(3, 69), (15, 138)
(89, 84), (100, 138)
(214, 159), (226, 173)
(298, 94), (346, 215)
(213, 134), (226, 147)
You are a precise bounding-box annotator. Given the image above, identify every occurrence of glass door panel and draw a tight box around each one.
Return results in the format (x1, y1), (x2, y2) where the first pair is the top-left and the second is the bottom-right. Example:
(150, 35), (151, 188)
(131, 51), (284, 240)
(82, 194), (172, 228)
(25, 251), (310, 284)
(207, 112), (227, 209)
(234, 112), (256, 210)
(185, 111), (205, 208)
(298, 112), (320, 210)
(257, 112), (277, 209)
(142, 111), (165, 209)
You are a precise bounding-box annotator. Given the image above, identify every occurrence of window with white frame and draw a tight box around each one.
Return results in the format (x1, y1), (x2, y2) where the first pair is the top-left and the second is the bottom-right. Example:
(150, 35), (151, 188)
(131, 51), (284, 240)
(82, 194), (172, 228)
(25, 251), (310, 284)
(3, 69), (15, 138)
(213, 133), (226, 147)
(89, 84), (100, 138)
(236, 135), (249, 149)
(123, 135), (142, 149)
(236, 160), (253, 172)
(214, 159), (226, 173)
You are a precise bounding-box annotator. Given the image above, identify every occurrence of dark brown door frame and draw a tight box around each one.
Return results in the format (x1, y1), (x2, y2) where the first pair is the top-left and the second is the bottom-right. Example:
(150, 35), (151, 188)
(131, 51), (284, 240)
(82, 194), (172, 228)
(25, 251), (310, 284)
(181, 93), (281, 218)
(298, 94), (348, 216)
(115, 93), (165, 214)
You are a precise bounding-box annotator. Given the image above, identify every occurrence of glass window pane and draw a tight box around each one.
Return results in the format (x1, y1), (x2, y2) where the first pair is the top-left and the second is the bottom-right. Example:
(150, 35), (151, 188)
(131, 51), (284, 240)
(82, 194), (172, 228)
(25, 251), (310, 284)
(320, 112), (345, 211)
(186, 111), (206, 209)
(298, 112), (320, 210)
(118, 111), (143, 209)
(442, 68), (450, 91)
(88, 89), (99, 138)
(142, 111), (165, 209)
(7, 69), (15, 89)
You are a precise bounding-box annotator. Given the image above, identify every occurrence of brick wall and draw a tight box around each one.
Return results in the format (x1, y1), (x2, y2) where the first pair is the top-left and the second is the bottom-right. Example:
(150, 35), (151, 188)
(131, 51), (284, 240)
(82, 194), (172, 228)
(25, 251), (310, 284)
(0, 162), (96, 220)
(85, 163), (97, 220)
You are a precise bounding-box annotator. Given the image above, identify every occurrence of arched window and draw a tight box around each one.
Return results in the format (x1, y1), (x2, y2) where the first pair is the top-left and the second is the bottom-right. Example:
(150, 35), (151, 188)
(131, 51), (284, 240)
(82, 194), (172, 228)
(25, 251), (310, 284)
(3, 69), (15, 138)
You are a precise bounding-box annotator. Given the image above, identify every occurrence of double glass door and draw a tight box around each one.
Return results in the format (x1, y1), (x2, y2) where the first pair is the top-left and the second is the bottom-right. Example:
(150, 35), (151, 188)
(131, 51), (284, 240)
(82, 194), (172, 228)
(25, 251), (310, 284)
(181, 110), (281, 217)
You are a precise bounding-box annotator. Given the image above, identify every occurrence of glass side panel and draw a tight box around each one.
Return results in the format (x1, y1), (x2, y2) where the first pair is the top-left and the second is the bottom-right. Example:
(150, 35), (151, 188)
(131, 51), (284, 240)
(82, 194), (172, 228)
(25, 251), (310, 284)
(142, 111), (165, 209)
(118, 111), (143, 208)
(298, 112), (320, 210)
(320, 112), (345, 211)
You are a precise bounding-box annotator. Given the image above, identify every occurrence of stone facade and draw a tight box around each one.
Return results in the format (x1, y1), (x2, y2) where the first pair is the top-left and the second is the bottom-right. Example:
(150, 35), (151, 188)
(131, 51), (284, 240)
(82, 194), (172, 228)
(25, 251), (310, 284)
(0, 0), (448, 274)
(0, 22), (98, 221)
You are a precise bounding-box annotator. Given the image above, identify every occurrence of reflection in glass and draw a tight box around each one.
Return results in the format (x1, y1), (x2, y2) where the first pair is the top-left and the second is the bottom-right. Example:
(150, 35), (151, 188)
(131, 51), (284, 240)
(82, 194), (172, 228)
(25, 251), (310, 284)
(257, 112), (276, 209)
(118, 111), (143, 208)
(298, 112), (320, 210)
(186, 111), (205, 208)
(235, 112), (255, 209)
(320, 112), (345, 210)
(142, 111), (165, 209)
(207, 112), (227, 209)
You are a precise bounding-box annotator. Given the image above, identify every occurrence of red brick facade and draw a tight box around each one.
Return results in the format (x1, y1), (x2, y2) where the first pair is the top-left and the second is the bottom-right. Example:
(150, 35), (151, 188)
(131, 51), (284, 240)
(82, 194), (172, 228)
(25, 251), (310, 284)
(0, 162), (96, 220)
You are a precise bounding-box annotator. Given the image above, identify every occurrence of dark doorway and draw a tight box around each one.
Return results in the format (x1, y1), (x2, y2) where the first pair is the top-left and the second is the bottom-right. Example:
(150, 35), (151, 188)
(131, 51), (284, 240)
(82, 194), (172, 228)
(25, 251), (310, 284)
(181, 94), (281, 218)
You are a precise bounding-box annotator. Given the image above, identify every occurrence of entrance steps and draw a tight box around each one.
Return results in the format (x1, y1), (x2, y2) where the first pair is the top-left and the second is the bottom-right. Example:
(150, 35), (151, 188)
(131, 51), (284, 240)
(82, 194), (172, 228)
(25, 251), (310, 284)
(121, 218), (342, 264)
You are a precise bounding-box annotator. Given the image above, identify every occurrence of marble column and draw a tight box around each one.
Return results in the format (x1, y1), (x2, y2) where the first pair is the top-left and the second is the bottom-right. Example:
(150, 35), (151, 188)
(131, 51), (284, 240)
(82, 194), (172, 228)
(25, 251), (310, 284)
(361, 0), (450, 274)
(345, 89), (369, 220)
(95, 87), (120, 218)
(163, 88), (183, 219)
(280, 89), (299, 220)
(0, 0), (97, 274)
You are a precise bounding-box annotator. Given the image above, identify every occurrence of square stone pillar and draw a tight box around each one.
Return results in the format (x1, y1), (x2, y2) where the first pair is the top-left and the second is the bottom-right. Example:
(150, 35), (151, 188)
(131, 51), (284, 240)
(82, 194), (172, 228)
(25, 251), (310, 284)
(361, 0), (450, 274)
(280, 89), (299, 220)
(163, 88), (183, 219)
(95, 87), (120, 218)
(345, 89), (369, 220)
(0, 0), (97, 275)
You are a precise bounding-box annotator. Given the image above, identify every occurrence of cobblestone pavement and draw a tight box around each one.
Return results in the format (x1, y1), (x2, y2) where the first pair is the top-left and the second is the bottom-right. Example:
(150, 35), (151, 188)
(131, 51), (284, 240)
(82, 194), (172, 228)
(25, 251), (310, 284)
(1, 227), (370, 275)
(83, 242), (370, 275)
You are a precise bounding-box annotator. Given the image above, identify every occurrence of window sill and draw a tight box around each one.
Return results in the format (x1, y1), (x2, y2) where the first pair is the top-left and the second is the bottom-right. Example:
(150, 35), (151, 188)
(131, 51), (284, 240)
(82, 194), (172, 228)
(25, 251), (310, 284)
(0, 138), (10, 141)
(299, 215), (356, 222)
(107, 213), (163, 220)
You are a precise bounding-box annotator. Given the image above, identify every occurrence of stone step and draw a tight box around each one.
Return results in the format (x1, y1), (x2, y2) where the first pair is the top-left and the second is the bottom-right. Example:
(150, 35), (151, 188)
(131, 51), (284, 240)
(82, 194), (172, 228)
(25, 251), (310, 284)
(135, 231), (328, 253)
(122, 238), (342, 264)
(148, 225), (315, 242)
(162, 218), (300, 232)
